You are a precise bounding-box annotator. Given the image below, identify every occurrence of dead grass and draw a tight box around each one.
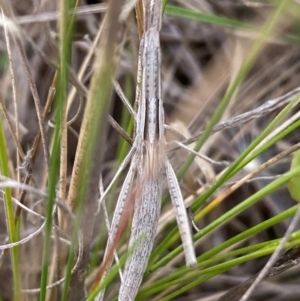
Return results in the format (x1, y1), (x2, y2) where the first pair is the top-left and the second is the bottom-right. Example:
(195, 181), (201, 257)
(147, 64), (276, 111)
(0, 1), (300, 300)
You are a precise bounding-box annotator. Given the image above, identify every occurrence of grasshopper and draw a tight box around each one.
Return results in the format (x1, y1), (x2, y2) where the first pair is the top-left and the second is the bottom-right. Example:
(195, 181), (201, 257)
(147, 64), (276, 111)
(95, 1), (197, 300)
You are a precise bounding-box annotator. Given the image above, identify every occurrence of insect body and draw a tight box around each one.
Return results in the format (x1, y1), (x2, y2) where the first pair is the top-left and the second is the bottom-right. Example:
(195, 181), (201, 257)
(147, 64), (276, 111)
(95, 1), (197, 300)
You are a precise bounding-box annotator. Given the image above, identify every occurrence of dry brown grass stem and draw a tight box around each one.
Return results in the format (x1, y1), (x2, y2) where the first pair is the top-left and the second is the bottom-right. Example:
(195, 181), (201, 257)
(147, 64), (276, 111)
(65, 1), (124, 299)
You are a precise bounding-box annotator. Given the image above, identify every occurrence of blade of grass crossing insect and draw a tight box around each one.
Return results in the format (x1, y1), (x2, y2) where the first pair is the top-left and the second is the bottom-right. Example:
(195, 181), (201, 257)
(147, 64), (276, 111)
(86, 252), (128, 301)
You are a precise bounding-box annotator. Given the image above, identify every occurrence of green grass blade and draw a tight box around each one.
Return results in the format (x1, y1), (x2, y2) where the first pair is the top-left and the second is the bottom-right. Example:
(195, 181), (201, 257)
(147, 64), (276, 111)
(178, 0), (290, 182)
(192, 93), (299, 212)
(165, 5), (251, 29)
(165, 4), (300, 45)
(288, 149), (300, 202)
(151, 165), (300, 271)
(139, 208), (298, 298)
(39, 0), (76, 300)
(153, 77), (299, 268)
(62, 1), (123, 299)
(0, 110), (20, 301)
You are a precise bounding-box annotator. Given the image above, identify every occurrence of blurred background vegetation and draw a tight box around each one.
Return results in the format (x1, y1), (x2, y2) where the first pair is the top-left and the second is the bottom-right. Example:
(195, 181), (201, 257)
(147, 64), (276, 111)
(1, 0), (300, 300)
